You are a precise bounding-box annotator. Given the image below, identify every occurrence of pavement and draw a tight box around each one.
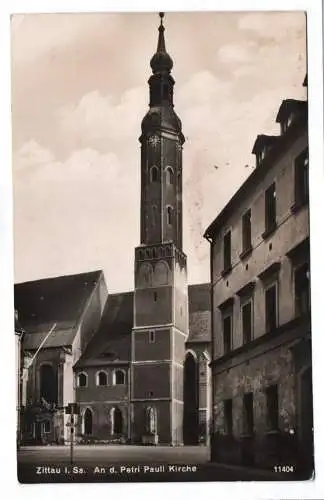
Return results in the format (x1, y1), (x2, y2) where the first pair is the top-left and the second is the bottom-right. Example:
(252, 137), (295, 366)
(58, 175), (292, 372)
(17, 445), (301, 483)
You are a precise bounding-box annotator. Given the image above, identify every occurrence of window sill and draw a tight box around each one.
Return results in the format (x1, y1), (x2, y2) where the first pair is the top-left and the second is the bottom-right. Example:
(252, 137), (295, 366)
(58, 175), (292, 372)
(239, 246), (253, 260)
(261, 223), (277, 240)
(221, 266), (232, 278)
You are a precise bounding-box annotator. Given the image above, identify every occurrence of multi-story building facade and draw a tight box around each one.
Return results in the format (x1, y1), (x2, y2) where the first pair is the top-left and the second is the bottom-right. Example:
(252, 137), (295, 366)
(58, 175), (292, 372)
(204, 77), (312, 474)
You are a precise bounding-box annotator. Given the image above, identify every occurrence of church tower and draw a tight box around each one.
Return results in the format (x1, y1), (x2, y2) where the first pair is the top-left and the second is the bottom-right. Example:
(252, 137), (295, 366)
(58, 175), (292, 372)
(131, 13), (188, 445)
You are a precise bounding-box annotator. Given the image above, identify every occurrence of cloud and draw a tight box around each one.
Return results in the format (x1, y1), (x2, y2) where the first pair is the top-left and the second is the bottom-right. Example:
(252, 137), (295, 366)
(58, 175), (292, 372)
(57, 87), (147, 152)
(13, 143), (139, 290)
(238, 12), (305, 40)
(13, 140), (54, 170)
(12, 13), (307, 290)
(11, 13), (123, 65)
(218, 44), (252, 64)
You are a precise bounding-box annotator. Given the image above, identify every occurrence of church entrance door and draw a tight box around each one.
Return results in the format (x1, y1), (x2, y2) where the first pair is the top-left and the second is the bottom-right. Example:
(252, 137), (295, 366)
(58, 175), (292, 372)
(183, 352), (199, 445)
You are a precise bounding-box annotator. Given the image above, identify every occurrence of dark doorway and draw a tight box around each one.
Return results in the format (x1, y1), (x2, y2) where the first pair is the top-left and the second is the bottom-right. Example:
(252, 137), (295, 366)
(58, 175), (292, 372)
(84, 409), (93, 435)
(299, 367), (314, 475)
(40, 364), (58, 404)
(112, 407), (123, 434)
(183, 352), (199, 445)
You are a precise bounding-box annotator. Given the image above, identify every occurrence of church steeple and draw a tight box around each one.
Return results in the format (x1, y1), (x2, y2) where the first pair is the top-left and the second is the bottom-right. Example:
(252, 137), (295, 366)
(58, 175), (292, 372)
(150, 13), (173, 74)
(132, 12), (188, 447)
(139, 12), (185, 250)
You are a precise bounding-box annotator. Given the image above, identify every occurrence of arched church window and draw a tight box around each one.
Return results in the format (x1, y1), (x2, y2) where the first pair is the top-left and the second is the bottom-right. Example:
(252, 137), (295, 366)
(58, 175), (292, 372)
(40, 363), (57, 404)
(113, 369), (126, 385)
(138, 263), (153, 287)
(110, 407), (123, 435)
(83, 408), (93, 435)
(150, 166), (159, 183)
(145, 406), (157, 434)
(96, 370), (108, 386)
(78, 372), (88, 388)
(166, 167), (174, 185)
(154, 261), (169, 285)
(167, 206), (173, 225)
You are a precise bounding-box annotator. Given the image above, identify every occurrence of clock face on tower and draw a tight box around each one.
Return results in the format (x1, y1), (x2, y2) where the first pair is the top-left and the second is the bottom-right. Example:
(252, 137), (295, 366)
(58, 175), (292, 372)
(148, 135), (160, 147)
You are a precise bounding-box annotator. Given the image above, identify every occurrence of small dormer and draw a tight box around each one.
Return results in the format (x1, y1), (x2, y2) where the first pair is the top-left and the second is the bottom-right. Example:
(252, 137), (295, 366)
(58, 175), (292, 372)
(276, 99), (307, 136)
(252, 134), (278, 167)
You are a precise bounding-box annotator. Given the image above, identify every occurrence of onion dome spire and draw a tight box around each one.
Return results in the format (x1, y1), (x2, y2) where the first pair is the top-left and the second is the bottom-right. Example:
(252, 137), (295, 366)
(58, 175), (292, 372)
(150, 12), (173, 74)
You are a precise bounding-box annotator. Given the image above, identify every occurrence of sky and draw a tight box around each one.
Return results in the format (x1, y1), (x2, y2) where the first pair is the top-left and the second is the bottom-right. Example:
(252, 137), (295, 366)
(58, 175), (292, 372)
(11, 11), (307, 293)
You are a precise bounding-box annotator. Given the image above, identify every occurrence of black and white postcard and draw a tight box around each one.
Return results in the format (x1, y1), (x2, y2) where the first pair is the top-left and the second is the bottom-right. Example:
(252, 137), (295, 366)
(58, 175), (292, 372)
(8, 4), (324, 492)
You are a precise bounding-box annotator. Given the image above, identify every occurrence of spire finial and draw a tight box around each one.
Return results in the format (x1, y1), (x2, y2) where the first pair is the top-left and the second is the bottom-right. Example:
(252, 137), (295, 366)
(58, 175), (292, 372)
(150, 11), (173, 74)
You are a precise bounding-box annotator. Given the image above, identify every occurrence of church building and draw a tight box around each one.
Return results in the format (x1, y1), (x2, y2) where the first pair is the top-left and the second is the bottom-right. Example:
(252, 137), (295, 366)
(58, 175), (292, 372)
(15, 13), (212, 447)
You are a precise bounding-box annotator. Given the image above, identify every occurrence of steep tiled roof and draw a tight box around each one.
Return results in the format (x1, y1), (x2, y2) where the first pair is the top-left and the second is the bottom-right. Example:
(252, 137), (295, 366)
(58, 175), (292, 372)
(75, 292), (134, 367)
(14, 271), (102, 349)
(15, 270), (211, 357)
(76, 282), (211, 366)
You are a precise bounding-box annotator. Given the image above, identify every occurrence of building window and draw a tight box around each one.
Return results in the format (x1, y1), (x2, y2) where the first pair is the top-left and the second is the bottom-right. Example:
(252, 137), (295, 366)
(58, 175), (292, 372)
(243, 392), (254, 435)
(152, 205), (158, 226)
(242, 209), (252, 253)
(78, 372), (88, 388)
(43, 420), (51, 433)
(242, 300), (253, 344)
(266, 384), (279, 431)
(166, 167), (174, 185)
(40, 363), (58, 404)
(150, 166), (159, 183)
(110, 407), (123, 435)
(224, 399), (233, 436)
(295, 263), (310, 316)
(145, 406), (157, 434)
(265, 283), (278, 333)
(294, 149), (309, 207)
(96, 371), (108, 387)
(113, 369), (126, 385)
(223, 230), (232, 272)
(153, 291), (158, 302)
(149, 330), (155, 343)
(265, 183), (276, 233)
(83, 408), (93, 435)
(167, 206), (173, 225)
(223, 314), (232, 354)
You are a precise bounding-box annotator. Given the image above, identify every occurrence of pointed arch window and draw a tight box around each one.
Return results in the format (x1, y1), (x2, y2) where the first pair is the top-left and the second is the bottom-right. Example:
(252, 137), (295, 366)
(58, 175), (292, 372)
(167, 206), (173, 225)
(145, 406), (157, 434)
(152, 205), (158, 226)
(83, 408), (93, 435)
(113, 369), (126, 385)
(166, 166), (174, 185)
(150, 166), (159, 183)
(96, 370), (108, 387)
(110, 407), (123, 435)
(77, 372), (88, 388)
(40, 363), (57, 404)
